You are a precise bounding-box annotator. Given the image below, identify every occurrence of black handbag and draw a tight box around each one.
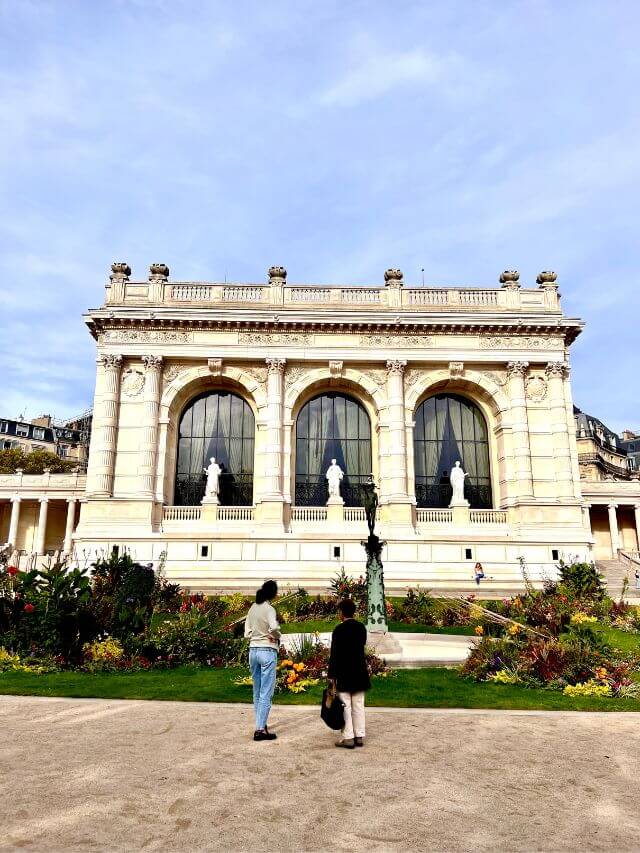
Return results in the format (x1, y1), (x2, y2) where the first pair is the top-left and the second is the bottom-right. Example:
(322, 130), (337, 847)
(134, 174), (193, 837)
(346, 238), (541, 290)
(320, 684), (345, 730)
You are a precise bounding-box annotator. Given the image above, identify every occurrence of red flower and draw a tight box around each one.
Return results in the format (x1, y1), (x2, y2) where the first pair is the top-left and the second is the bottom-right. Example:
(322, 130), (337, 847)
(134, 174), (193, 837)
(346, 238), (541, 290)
(7, 566), (18, 576)
(24, 603), (35, 614)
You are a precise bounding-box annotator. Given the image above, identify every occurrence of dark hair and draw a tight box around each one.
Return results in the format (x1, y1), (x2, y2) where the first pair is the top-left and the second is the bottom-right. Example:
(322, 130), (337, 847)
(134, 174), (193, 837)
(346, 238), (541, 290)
(256, 580), (278, 604)
(338, 598), (356, 618)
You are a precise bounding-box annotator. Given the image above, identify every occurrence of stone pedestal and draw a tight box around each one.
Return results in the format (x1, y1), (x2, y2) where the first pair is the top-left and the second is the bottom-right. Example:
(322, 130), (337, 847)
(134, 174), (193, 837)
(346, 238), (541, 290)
(366, 630), (401, 654)
(327, 497), (344, 524)
(451, 504), (471, 526)
(201, 498), (219, 524)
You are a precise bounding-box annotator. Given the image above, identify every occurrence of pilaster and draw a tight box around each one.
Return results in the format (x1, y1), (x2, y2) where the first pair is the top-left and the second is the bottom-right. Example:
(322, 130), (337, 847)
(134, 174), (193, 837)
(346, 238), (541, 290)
(506, 361), (534, 498)
(138, 355), (163, 497)
(545, 361), (574, 499)
(255, 357), (286, 525)
(86, 354), (123, 497)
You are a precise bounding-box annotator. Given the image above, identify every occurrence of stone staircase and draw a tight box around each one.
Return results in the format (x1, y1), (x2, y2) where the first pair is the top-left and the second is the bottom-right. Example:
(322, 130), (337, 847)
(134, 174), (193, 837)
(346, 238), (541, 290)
(597, 557), (640, 601)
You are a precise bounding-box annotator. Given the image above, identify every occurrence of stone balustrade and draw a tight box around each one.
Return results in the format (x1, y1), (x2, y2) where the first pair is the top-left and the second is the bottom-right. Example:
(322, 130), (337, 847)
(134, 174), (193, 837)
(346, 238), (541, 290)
(469, 509), (508, 525)
(105, 276), (559, 312)
(416, 508), (454, 524)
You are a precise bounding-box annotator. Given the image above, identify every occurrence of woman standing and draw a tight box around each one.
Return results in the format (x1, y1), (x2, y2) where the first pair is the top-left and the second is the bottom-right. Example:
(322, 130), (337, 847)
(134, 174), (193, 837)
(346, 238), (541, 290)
(244, 580), (280, 741)
(328, 598), (371, 749)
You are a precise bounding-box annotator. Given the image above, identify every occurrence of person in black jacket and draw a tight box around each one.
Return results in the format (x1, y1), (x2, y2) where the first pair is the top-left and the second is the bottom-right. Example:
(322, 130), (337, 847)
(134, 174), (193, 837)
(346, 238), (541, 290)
(328, 598), (371, 749)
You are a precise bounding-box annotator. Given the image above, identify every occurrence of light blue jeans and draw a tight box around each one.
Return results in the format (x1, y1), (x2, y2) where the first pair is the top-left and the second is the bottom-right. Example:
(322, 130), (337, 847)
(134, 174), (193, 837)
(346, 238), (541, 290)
(249, 647), (277, 730)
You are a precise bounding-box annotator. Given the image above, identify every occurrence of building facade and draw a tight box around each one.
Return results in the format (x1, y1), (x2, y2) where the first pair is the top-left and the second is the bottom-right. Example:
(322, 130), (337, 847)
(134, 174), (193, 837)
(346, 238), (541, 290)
(53, 262), (595, 591)
(0, 413), (91, 464)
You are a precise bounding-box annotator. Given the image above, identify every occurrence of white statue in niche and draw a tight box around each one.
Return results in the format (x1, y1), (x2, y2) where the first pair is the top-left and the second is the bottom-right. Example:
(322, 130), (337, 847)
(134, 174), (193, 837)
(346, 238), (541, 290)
(449, 460), (469, 507)
(203, 457), (222, 503)
(326, 459), (344, 504)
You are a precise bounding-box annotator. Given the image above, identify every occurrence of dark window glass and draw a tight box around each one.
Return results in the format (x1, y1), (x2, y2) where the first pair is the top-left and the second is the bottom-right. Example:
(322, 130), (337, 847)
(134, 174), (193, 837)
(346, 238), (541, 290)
(413, 394), (493, 509)
(174, 391), (255, 506)
(295, 393), (371, 506)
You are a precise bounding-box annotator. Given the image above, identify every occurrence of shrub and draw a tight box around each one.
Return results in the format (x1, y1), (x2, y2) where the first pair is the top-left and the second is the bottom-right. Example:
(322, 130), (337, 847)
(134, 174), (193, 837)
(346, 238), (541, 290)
(558, 560), (606, 599)
(329, 569), (367, 612)
(0, 448), (79, 474)
(134, 608), (246, 667)
(91, 552), (157, 639)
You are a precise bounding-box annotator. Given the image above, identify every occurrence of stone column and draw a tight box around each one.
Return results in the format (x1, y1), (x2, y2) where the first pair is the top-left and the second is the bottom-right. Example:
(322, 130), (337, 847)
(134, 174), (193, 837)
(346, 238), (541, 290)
(256, 358), (285, 523)
(87, 354), (123, 497)
(8, 497), (21, 548)
(634, 504), (640, 551)
(506, 361), (534, 498)
(381, 360), (412, 525)
(63, 499), (77, 555)
(607, 503), (620, 557)
(545, 362), (574, 498)
(35, 498), (49, 556)
(139, 355), (163, 496)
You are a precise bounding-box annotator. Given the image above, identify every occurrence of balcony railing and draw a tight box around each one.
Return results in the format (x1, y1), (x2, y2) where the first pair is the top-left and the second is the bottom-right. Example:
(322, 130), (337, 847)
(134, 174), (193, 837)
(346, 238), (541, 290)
(291, 506), (328, 523)
(110, 280), (558, 312)
(217, 506), (255, 522)
(469, 509), (508, 524)
(163, 506), (202, 522)
(416, 508), (453, 524)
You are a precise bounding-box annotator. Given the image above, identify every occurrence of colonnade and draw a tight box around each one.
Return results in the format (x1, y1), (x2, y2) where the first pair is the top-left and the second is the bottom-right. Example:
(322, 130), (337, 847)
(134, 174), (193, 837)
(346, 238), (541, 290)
(3, 496), (80, 556)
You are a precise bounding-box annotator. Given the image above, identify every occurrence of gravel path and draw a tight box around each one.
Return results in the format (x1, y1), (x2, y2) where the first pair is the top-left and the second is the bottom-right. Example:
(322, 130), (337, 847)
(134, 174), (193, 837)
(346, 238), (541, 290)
(1, 697), (639, 852)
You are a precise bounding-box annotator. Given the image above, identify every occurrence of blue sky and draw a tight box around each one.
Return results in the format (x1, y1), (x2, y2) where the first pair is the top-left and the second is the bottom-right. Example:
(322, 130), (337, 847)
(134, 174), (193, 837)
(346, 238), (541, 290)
(0, 0), (638, 431)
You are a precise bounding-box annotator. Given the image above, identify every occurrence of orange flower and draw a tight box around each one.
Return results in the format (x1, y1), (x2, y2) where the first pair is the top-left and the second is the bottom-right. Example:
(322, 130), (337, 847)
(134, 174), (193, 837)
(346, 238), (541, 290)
(474, 625), (484, 636)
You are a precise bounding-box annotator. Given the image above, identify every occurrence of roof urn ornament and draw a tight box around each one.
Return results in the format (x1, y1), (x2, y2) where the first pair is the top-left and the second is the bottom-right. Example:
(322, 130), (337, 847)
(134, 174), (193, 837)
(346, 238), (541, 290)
(110, 262), (131, 281)
(149, 263), (170, 281)
(499, 270), (520, 287)
(268, 265), (287, 282)
(537, 271), (558, 286)
(384, 268), (404, 286)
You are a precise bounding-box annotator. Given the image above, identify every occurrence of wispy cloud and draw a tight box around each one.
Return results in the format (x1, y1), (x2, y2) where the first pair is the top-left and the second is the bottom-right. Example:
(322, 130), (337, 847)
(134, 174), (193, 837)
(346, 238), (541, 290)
(318, 36), (468, 107)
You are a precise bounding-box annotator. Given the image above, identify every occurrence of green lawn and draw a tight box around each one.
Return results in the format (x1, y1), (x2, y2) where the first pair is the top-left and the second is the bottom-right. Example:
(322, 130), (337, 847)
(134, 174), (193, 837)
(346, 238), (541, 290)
(2, 665), (640, 711)
(281, 620), (476, 635)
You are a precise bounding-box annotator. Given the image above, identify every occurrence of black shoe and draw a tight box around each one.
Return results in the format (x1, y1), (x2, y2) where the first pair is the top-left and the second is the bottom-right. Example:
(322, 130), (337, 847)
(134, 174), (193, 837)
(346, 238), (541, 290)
(254, 730), (277, 741)
(336, 738), (355, 749)
(354, 737), (364, 747)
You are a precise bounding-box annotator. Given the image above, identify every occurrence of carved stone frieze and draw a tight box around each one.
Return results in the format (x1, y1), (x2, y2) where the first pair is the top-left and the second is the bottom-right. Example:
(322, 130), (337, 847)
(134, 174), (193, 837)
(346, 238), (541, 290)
(404, 369), (423, 390)
(122, 368), (145, 397)
(359, 334), (433, 348)
(102, 329), (193, 344)
(480, 336), (559, 350)
(367, 368), (388, 391)
(525, 375), (548, 402)
(239, 331), (312, 346)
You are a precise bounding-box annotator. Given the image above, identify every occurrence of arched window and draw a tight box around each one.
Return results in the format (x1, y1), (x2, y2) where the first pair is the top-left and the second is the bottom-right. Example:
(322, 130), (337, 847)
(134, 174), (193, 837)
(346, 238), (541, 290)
(414, 394), (492, 508)
(175, 391), (254, 506)
(295, 392), (372, 506)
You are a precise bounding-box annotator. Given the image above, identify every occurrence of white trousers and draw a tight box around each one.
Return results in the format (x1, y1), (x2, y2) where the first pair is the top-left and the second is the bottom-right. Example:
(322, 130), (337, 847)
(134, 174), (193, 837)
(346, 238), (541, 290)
(338, 691), (366, 740)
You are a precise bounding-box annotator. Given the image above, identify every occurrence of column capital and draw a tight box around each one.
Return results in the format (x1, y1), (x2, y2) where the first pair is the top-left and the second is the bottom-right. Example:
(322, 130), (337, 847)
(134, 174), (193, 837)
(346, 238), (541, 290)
(545, 361), (568, 378)
(10, 495), (21, 503)
(141, 355), (163, 370)
(607, 502), (618, 510)
(386, 359), (407, 375)
(506, 360), (529, 378)
(98, 354), (123, 369)
(266, 357), (286, 374)
(39, 496), (49, 504)
(66, 497), (78, 504)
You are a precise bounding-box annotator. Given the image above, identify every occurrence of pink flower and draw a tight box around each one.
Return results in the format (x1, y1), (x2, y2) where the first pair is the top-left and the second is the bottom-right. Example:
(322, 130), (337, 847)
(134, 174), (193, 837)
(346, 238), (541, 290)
(24, 603), (35, 614)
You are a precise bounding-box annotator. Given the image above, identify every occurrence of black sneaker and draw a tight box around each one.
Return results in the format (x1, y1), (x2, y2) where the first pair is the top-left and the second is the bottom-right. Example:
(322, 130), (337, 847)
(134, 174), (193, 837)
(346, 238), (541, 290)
(254, 730), (277, 741)
(354, 737), (364, 747)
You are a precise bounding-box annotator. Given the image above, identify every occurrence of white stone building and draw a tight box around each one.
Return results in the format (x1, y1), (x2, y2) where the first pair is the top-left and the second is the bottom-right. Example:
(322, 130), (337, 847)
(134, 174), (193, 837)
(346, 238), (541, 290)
(2, 262), (638, 590)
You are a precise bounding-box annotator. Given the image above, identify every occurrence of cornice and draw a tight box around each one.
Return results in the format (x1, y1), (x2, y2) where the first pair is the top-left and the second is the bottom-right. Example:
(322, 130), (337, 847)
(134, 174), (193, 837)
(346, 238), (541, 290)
(84, 306), (583, 344)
